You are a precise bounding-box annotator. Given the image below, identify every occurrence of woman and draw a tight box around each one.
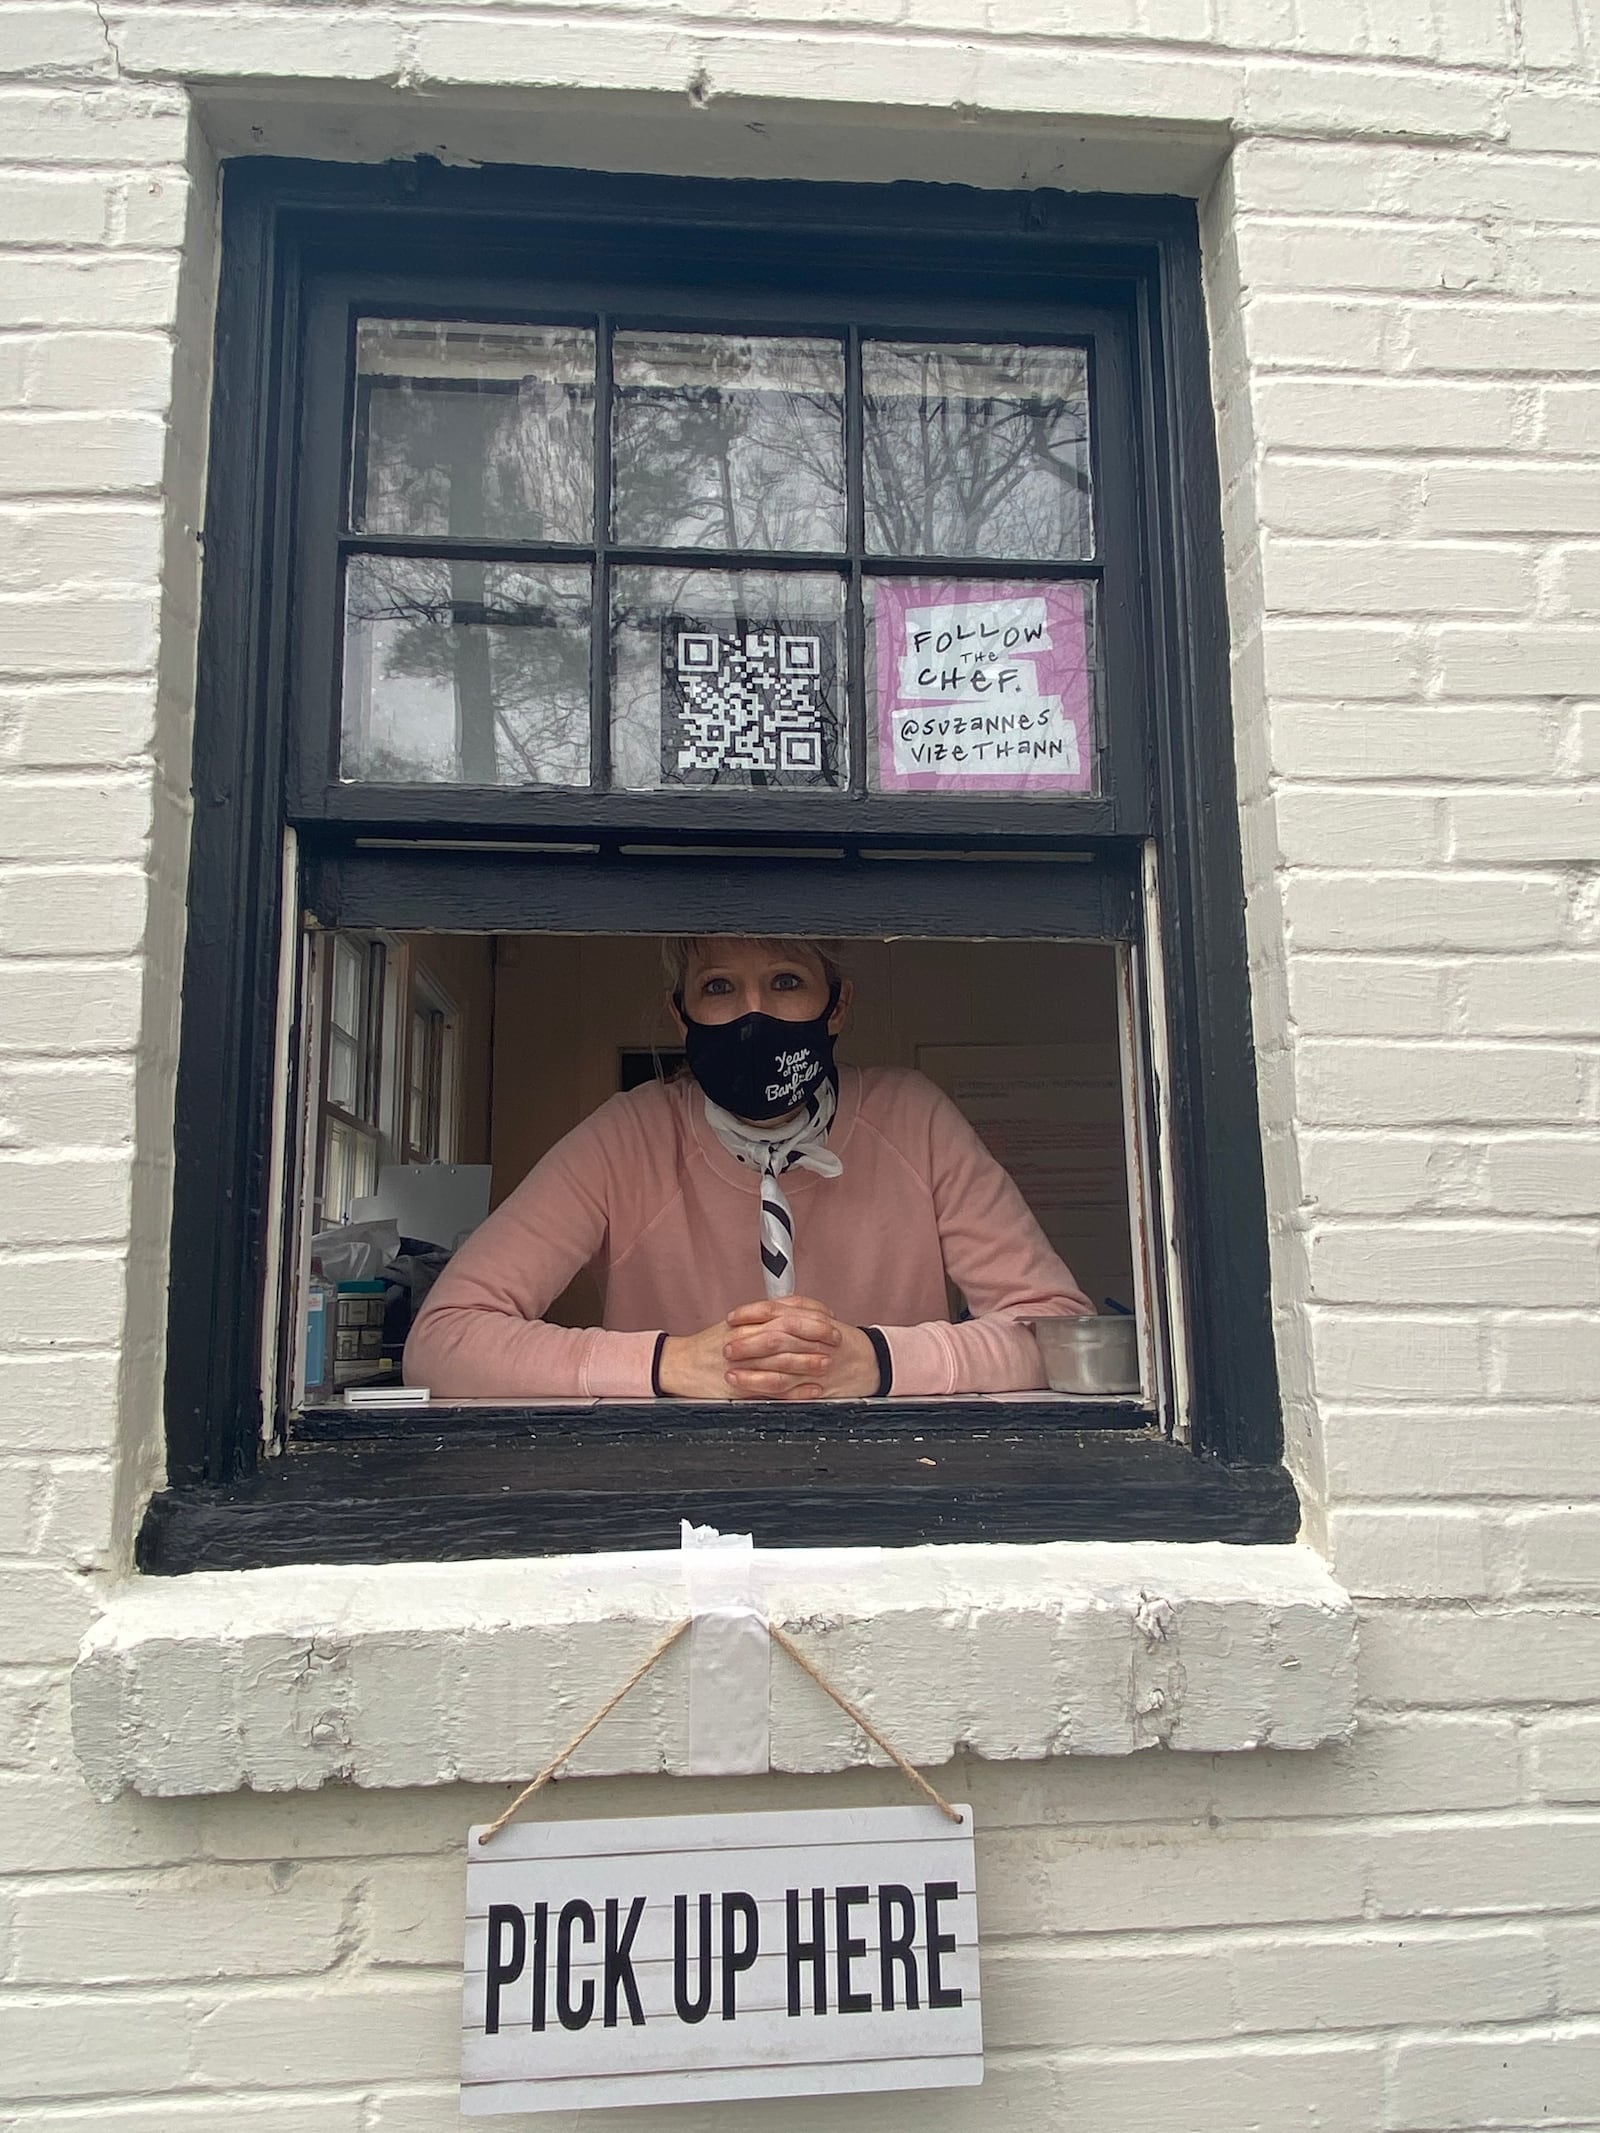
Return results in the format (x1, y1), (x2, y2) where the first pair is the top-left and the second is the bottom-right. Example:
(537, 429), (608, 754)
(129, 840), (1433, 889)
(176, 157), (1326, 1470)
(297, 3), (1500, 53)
(404, 936), (1093, 1400)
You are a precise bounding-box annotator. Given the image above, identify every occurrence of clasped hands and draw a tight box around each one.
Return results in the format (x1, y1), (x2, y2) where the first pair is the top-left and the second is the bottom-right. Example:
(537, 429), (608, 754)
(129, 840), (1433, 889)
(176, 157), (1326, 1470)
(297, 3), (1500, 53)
(656, 1296), (881, 1402)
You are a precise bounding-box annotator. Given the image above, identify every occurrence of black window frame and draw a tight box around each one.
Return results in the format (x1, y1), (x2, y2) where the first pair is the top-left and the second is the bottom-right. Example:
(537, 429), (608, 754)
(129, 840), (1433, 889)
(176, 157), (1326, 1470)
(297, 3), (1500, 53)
(145, 156), (1294, 1574)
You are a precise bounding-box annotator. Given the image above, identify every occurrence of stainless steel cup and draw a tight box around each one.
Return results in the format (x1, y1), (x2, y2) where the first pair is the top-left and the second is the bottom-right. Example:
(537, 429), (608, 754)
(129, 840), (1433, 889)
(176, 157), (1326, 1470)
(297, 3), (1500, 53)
(1029, 1314), (1141, 1396)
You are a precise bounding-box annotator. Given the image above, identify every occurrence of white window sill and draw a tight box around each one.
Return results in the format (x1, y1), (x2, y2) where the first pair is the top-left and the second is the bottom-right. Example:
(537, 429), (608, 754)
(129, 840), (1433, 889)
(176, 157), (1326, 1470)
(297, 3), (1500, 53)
(71, 1540), (1355, 1801)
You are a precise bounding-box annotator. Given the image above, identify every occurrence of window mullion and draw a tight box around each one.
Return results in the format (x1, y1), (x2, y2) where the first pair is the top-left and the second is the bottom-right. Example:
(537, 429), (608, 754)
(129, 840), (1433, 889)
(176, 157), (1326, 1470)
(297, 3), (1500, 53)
(590, 311), (613, 792)
(845, 323), (866, 798)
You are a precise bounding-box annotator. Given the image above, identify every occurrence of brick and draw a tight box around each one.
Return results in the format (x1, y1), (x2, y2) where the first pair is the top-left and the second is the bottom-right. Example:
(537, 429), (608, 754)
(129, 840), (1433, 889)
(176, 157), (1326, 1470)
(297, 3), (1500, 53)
(1517, 0), (1588, 66)
(0, 254), (180, 332)
(1311, 1311), (1486, 1399)
(1483, 1137), (1600, 1215)
(1243, 294), (1392, 371)
(1309, 1225), (1597, 1306)
(1328, 1508), (1496, 1598)
(1511, 232), (1600, 302)
(1360, 1609), (1600, 1708)
(1527, 1714), (1600, 1800)
(1435, 626), (1600, 698)
(1542, 387), (1600, 457)
(1209, 1712), (1524, 1818)
(1242, 61), (1500, 141)
(1494, 1315), (1600, 1399)
(10, 1865), (350, 1983)
(984, 1940), (1236, 2049)
(1264, 538), (1533, 617)
(0, 87), (190, 167)
(0, 2101), (367, 2133)
(0, 172), (109, 245)
(21, 332), (174, 413)
(0, 681), (157, 764)
(194, 1978), (458, 2088)
(1259, 377), (1520, 454)
(1510, 1510), (1600, 1596)
(0, 1152), (132, 1242)
(1264, 622), (1416, 697)
(1297, 1039), (1589, 1126)
(1459, 957), (1600, 1037)
(0, 1250), (128, 1346)
(0, 1347), (120, 1452)
(1257, 454), (1416, 537)
(1449, 785), (1600, 869)
(1062, 2043), (1383, 2132)
(0, 1563), (98, 1660)
(0, 775), (151, 861)
(1233, 1924), (1549, 2032)
(118, 169), (191, 248)
(0, 958), (143, 1051)
(1554, 546), (1600, 615)
(1550, 1920), (1600, 2014)
(114, 9), (404, 82)
(1284, 872), (1566, 951)
(0, 6), (115, 77)
(0, 412), (165, 495)
(1288, 956), (1454, 1036)
(1275, 701), (1561, 780)
(34, 1452), (114, 1565)
(1422, 464), (1600, 537)
(1238, 219), (1498, 295)
(982, 1820), (1368, 1934)
(0, 1456), (45, 1552)
(1389, 2026), (1600, 2130)
(1273, 790), (1442, 864)
(0, 592), (158, 672)
(1409, 300), (1600, 376)
(1324, 1408), (1600, 1498)
(1301, 1131), (1488, 1216)
(0, 867), (148, 956)
(0, 501), (164, 585)
(0, 1994), (192, 2100)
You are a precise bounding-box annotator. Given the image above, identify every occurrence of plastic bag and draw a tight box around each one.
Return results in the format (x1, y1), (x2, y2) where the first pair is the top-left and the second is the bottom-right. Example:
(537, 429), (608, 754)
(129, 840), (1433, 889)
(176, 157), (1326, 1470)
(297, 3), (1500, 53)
(309, 1218), (400, 1286)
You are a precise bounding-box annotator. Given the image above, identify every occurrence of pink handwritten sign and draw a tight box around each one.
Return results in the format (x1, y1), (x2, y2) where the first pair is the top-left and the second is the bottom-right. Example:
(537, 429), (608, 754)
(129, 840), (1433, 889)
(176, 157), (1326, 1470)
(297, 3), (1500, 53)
(873, 579), (1093, 794)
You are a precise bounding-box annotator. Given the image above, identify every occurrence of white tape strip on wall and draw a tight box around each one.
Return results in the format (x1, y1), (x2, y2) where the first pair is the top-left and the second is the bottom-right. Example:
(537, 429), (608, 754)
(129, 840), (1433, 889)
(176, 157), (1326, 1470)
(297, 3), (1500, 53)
(681, 1521), (771, 1777)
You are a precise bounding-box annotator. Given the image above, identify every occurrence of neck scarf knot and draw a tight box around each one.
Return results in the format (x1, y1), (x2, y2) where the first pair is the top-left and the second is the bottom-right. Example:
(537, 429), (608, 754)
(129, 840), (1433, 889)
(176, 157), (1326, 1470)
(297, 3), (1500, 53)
(703, 1077), (843, 1297)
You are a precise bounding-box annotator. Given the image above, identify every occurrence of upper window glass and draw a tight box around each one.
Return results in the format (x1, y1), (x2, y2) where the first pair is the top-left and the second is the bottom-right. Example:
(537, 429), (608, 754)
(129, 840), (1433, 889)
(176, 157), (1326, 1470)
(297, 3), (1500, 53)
(324, 318), (1102, 801)
(863, 342), (1092, 561)
(611, 332), (845, 553)
(350, 320), (595, 543)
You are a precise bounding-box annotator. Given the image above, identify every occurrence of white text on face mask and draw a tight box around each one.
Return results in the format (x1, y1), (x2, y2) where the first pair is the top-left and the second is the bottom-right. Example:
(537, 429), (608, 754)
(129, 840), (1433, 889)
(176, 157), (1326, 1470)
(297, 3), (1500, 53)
(764, 1048), (814, 1104)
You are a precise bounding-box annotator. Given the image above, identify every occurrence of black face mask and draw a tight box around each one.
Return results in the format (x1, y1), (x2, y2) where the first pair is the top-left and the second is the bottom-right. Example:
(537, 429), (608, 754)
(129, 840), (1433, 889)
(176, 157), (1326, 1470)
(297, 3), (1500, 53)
(678, 984), (841, 1124)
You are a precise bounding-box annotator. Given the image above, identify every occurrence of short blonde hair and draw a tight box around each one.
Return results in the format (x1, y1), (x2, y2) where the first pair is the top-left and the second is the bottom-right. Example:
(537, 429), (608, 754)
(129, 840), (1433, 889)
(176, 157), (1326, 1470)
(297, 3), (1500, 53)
(662, 936), (845, 996)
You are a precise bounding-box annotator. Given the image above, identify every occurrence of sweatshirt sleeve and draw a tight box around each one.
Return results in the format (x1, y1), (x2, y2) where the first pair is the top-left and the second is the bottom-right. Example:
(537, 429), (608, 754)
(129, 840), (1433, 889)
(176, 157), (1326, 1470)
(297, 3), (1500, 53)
(874, 1079), (1095, 1397)
(402, 1096), (663, 1399)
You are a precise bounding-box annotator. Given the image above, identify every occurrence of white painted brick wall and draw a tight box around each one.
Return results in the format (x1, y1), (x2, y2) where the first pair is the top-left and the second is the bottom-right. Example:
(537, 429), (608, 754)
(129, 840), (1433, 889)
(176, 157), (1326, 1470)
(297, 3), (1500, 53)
(2, 0), (1599, 2127)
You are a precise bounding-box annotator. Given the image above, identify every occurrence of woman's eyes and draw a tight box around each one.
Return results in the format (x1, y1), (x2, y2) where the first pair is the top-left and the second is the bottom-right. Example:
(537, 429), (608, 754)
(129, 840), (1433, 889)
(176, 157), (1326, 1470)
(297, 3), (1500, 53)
(771, 972), (804, 991)
(698, 971), (807, 996)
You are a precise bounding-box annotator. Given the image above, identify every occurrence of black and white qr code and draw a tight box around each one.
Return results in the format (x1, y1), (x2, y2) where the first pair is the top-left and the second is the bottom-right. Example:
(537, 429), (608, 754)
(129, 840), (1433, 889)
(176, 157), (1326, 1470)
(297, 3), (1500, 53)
(661, 617), (837, 785)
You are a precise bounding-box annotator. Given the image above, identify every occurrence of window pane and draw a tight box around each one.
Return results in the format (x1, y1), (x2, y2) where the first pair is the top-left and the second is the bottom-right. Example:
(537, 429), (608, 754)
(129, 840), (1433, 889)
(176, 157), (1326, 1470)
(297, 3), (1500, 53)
(863, 342), (1092, 560)
(867, 576), (1096, 793)
(610, 567), (846, 791)
(611, 333), (846, 553)
(341, 556), (591, 787)
(351, 320), (595, 543)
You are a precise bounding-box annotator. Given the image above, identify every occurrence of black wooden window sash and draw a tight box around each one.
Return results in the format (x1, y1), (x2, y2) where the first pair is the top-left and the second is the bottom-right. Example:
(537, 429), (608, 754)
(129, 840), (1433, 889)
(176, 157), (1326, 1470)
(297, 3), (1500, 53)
(288, 273), (1147, 842)
(148, 160), (1291, 1572)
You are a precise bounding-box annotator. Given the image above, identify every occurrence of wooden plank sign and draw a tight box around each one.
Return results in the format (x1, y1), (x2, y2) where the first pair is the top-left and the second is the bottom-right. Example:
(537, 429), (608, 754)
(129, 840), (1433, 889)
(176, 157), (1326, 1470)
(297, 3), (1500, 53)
(462, 1802), (982, 2115)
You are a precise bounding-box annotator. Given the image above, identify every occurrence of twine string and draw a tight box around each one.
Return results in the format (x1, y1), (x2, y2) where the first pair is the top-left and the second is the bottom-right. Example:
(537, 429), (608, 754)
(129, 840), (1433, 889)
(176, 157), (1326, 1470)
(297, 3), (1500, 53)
(478, 1612), (962, 1844)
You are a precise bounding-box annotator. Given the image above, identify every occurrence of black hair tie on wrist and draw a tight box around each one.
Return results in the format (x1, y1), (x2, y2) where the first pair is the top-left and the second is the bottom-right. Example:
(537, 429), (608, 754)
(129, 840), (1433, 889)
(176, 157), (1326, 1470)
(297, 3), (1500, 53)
(650, 1330), (669, 1398)
(860, 1326), (893, 1398)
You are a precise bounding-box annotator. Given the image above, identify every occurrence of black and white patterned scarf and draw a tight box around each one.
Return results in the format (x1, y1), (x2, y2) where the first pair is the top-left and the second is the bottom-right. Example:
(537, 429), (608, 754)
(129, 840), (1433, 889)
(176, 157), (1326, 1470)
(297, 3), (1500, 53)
(702, 1077), (843, 1297)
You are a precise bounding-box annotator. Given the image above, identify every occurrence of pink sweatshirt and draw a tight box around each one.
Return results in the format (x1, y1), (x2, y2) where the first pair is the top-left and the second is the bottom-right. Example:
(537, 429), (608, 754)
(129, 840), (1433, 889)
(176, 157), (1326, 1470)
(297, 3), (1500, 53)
(405, 1064), (1093, 1399)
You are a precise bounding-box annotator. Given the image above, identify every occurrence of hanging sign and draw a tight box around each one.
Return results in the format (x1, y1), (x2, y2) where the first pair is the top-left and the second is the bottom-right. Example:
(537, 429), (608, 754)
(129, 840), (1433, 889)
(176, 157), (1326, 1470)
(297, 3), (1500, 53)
(462, 1802), (981, 2115)
(874, 577), (1093, 792)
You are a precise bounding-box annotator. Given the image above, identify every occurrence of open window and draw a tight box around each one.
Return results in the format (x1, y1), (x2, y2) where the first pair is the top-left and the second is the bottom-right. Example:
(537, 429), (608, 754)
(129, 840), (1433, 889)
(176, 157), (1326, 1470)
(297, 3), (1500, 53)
(150, 161), (1290, 1571)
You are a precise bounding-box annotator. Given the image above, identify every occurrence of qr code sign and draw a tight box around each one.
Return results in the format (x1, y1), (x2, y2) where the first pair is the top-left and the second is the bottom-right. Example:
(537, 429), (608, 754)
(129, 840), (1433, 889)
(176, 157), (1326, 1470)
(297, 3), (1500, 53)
(662, 616), (838, 786)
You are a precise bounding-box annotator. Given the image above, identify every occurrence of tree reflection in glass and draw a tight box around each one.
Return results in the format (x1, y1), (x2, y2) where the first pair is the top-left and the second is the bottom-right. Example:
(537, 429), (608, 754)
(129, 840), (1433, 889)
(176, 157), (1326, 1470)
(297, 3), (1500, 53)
(864, 342), (1092, 562)
(341, 557), (591, 786)
(612, 333), (846, 553)
(351, 320), (595, 544)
